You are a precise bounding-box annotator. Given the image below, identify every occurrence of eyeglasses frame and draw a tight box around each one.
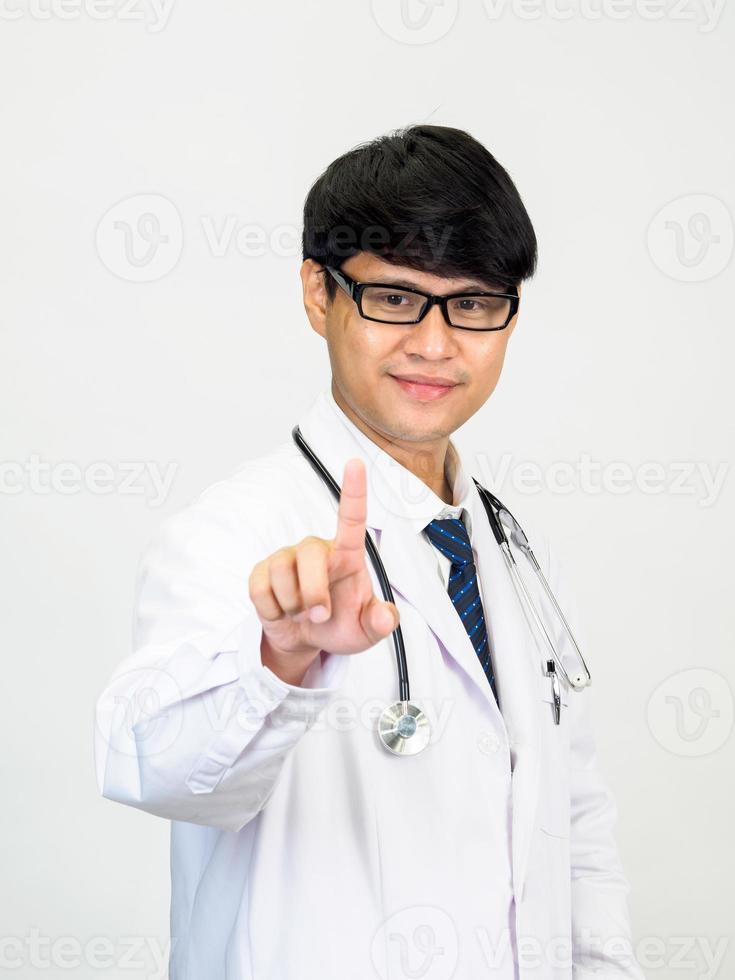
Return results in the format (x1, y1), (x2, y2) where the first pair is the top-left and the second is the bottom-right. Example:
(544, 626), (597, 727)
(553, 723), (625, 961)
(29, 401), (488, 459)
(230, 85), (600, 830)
(323, 264), (519, 332)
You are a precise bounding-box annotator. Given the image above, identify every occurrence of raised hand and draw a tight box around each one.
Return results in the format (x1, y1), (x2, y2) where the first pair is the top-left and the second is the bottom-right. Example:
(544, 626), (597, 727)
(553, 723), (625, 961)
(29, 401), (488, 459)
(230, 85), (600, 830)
(248, 458), (399, 683)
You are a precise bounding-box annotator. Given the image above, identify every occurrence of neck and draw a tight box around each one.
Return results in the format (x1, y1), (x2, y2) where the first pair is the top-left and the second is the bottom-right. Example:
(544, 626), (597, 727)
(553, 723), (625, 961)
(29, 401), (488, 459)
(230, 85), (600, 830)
(331, 379), (456, 505)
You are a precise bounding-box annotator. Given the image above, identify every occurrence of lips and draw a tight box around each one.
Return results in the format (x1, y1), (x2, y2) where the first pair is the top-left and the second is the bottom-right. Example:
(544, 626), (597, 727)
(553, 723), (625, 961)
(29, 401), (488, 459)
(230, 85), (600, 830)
(389, 374), (459, 401)
(389, 374), (458, 388)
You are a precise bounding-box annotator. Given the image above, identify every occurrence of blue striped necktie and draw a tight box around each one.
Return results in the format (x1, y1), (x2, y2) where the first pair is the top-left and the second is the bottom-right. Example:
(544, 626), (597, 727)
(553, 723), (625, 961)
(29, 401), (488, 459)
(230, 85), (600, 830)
(423, 514), (499, 704)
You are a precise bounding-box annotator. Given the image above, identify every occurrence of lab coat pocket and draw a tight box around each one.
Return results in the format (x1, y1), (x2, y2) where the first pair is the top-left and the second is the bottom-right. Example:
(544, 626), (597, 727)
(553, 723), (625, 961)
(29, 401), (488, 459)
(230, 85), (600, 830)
(536, 683), (571, 839)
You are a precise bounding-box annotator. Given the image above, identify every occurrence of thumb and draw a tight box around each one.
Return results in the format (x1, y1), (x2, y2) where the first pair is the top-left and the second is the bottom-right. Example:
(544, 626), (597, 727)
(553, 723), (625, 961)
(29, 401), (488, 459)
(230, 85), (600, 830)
(361, 597), (399, 645)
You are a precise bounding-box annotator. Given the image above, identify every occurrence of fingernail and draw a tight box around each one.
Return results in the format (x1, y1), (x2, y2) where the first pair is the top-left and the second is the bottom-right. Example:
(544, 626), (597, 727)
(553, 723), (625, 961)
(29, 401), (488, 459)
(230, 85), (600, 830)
(309, 605), (329, 623)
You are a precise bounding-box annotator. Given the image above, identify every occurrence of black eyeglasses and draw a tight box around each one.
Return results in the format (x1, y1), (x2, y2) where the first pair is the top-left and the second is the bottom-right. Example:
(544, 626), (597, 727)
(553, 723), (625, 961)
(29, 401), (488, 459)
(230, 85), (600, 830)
(323, 265), (519, 332)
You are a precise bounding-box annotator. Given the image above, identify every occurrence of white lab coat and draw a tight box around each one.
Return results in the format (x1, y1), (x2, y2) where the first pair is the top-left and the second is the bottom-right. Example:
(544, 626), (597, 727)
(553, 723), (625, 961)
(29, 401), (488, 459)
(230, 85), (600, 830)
(94, 385), (645, 980)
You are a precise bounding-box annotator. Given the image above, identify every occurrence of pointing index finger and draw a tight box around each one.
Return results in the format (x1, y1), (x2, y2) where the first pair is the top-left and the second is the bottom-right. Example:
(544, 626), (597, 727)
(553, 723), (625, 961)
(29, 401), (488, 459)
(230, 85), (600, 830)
(333, 457), (368, 564)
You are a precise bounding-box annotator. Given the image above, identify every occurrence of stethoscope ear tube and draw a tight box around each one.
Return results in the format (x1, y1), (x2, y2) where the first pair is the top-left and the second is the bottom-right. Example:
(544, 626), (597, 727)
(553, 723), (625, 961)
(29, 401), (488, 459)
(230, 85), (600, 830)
(473, 479), (591, 692)
(521, 549), (591, 689)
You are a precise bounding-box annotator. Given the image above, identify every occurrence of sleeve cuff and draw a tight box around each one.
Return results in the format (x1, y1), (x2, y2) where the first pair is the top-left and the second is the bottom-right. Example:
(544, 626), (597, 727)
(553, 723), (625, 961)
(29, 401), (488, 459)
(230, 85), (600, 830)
(236, 609), (350, 709)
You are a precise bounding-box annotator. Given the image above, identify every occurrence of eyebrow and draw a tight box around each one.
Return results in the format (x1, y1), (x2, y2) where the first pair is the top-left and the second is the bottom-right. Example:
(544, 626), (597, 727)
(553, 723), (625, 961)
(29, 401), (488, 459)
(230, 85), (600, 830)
(364, 276), (505, 293)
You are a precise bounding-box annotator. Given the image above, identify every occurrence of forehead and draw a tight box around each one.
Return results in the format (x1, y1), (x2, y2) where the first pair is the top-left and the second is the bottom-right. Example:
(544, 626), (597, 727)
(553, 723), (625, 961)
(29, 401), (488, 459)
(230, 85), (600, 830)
(341, 252), (502, 293)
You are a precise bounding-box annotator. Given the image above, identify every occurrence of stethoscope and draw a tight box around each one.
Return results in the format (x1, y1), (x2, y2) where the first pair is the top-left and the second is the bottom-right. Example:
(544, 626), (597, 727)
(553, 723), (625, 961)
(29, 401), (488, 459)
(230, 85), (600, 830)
(292, 426), (592, 756)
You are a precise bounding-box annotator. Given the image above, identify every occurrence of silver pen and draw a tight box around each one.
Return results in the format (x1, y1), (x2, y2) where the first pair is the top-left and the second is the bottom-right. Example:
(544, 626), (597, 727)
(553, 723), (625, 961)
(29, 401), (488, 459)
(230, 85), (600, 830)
(546, 660), (561, 725)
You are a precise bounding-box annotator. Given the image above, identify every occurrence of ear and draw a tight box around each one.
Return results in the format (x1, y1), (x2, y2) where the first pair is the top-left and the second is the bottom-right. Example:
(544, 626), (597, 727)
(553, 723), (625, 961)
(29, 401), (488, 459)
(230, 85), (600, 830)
(300, 259), (328, 339)
(505, 281), (523, 339)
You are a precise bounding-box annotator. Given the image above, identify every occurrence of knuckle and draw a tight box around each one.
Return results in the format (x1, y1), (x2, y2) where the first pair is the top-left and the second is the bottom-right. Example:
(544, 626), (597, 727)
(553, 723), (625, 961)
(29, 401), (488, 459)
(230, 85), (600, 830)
(248, 585), (272, 608)
(296, 538), (331, 571)
(268, 548), (294, 575)
(247, 562), (266, 590)
(248, 578), (268, 601)
(298, 534), (325, 549)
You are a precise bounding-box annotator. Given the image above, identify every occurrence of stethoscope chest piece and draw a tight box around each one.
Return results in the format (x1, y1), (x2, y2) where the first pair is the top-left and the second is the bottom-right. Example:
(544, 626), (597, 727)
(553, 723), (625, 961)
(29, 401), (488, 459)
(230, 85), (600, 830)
(377, 701), (431, 756)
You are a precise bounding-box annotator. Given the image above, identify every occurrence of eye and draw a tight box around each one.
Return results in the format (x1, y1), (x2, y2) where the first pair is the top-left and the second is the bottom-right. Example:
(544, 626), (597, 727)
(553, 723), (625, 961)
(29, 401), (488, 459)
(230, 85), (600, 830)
(362, 286), (424, 323)
(446, 294), (512, 329)
(378, 293), (410, 306)
(449, 296), (507, 314)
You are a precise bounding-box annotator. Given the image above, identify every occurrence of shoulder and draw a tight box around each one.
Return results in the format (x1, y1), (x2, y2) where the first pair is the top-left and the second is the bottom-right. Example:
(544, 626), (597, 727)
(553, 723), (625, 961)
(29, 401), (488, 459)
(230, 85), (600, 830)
(132, 437), (333, 647)
(137, 437), (328, 580)
(197, 436), (318, 516)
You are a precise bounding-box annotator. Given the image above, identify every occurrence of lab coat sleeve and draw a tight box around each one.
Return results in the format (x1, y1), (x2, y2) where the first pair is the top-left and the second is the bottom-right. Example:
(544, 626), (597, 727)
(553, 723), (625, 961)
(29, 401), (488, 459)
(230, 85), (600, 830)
(94, 479), (350, 833)
(543, 533), (646, 980)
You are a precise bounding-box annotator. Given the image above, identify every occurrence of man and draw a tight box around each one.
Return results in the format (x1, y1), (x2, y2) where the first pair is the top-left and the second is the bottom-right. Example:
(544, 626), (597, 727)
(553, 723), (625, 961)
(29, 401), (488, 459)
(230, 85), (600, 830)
(94, 125), (644, 979)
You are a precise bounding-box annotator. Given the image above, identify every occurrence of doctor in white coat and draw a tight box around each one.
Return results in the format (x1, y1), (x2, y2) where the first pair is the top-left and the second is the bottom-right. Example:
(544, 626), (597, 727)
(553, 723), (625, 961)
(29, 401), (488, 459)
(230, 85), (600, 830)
(94, 124), (645, 980)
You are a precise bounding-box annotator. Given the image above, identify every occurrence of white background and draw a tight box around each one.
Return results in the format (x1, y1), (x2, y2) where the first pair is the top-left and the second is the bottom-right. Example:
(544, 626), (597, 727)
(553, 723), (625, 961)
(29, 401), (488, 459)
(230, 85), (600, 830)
(1, 1), (733, 977)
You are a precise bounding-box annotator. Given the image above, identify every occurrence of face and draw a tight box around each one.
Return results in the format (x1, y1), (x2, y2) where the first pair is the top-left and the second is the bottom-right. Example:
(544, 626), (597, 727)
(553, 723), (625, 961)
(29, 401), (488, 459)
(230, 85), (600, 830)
(300, 251), (521, 454)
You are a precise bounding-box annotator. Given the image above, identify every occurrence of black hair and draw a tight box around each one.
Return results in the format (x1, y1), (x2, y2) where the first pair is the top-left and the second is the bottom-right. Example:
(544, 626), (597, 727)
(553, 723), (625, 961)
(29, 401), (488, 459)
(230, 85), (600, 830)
(302, 124), (537, 302)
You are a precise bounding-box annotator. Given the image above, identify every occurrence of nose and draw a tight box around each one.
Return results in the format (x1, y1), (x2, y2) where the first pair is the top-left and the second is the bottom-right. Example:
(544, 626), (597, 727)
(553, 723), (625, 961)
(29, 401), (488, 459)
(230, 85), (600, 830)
(402, 302), (459, 358)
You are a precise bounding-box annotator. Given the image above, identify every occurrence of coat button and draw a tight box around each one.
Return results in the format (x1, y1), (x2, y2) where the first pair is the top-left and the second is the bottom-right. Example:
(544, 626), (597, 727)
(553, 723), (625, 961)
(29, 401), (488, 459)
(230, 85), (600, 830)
(477, 731), (501, 755)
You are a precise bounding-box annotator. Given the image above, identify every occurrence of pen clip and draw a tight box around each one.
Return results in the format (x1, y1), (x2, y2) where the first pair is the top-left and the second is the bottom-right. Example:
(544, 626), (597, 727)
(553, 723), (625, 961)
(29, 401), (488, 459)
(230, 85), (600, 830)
(545, 659), (561, 725)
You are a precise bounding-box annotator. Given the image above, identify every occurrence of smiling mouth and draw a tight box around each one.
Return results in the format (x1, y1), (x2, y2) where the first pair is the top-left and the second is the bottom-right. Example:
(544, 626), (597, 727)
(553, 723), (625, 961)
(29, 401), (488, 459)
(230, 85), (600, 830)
(388, 375), (460, 401)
